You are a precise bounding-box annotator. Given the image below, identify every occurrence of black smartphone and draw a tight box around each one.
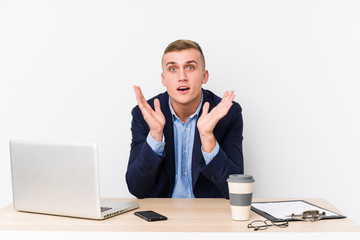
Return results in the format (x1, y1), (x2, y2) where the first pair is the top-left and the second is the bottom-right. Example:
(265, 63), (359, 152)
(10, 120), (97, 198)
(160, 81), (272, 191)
(134, 210), (167, 222)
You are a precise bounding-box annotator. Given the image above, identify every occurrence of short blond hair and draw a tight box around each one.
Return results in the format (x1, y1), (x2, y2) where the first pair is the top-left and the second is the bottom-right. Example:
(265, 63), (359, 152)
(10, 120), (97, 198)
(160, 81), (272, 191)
(162, 39), (206, 68)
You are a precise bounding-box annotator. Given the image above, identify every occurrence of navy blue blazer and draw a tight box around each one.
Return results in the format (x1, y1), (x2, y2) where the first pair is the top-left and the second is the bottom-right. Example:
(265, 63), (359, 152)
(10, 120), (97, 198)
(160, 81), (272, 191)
(126, 89), (244, 199)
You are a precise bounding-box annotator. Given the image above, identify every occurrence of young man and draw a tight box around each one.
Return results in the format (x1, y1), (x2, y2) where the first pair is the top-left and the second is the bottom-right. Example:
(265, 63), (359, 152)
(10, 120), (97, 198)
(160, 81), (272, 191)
(126, 40), (244, 199)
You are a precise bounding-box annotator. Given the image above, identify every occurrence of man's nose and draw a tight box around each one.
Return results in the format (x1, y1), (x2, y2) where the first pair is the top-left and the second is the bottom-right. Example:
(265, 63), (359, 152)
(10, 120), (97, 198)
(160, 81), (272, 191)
(178, 68), (188, 81)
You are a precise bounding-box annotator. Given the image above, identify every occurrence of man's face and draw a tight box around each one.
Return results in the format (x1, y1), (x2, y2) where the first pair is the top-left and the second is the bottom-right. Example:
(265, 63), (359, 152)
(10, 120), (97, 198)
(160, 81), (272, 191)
(161, 48), (209, 111)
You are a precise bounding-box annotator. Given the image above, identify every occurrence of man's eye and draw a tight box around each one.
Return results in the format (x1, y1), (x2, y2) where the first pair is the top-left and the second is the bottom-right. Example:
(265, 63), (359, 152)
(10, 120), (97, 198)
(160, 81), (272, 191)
(169, 67), (176, 72)
(187, 65), (195, 70)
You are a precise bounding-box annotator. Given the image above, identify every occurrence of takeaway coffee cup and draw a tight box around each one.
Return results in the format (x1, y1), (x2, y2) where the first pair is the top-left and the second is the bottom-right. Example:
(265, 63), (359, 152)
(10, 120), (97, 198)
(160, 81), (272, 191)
(227, 174), (255, 221)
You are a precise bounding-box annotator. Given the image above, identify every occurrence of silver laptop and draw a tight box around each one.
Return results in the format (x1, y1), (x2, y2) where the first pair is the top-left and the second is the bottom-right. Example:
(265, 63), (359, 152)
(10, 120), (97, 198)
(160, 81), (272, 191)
(9, 140), (139, 220)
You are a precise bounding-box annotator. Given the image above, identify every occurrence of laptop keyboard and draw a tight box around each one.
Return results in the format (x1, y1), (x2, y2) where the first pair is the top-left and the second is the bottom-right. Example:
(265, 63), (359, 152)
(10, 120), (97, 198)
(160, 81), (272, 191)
(101, 207), (112, 212)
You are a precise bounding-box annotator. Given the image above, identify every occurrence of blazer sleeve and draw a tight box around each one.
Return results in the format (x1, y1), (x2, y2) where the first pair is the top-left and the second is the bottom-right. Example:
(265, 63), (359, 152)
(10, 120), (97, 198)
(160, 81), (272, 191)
(125, 106), (164, 199)
(200, 102), (244, 198)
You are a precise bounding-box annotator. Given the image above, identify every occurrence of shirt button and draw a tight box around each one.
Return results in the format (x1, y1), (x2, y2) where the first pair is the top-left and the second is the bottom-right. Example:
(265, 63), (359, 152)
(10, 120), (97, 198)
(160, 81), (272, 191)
(187, 194), (190, 197)
(184, 150), (187, 153)
(183, 171), (186, 175)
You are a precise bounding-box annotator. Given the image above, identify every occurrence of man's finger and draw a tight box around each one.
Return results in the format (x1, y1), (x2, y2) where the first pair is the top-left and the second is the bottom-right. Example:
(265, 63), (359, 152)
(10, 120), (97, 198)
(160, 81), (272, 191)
(134, 85), (145, 103)
(211, 90), (235, 118)
(154, 98), (162, 113)
(134, 85), (152, 116)
(225, 91), (235, 108)
(202, 102), (210, 115)
(133, 85), (141, 97)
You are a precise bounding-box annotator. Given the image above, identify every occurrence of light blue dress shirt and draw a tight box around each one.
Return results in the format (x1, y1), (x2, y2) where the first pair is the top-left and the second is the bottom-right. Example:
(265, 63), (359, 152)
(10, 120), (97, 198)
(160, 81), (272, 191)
(146, 92), (220, 198)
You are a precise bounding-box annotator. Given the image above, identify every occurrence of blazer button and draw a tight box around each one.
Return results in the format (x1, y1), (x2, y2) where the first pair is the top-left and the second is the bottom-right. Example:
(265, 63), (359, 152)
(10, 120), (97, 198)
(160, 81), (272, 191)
(150, 168), (155, 174)
(210, 176), (217, 182)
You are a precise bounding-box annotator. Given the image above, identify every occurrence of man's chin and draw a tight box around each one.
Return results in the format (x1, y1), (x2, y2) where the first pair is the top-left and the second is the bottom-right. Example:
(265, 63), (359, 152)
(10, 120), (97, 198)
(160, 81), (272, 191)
(170, 95), (202, 109)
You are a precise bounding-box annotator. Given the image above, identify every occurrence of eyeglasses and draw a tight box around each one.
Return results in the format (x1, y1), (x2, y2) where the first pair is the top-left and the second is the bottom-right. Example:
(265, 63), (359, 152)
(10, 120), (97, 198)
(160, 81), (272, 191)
(247, 220), (289, 231)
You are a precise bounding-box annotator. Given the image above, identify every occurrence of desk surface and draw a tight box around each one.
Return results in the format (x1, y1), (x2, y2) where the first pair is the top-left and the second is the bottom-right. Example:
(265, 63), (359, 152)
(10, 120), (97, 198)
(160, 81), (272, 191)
(0, 198), (359, 232)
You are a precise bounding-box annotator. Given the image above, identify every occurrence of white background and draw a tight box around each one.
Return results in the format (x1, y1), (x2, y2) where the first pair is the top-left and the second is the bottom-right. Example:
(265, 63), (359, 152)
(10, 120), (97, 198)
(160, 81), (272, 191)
(1, 0), (359, 225)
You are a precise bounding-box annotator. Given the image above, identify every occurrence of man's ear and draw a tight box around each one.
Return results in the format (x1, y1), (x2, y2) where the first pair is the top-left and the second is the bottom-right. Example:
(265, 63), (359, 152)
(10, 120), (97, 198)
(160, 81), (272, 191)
(161, 72), (166, 86)
(202, 70), (209, 84)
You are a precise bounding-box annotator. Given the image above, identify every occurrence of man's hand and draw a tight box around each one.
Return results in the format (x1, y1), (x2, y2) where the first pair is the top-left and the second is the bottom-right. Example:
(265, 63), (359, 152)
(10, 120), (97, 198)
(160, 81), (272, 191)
(197, 90), (235, 153)
(133, 85), (165, 142)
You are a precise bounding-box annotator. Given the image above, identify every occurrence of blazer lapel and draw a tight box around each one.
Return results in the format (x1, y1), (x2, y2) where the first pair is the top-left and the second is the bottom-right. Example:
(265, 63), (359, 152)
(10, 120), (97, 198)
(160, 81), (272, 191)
(160, 92), (176, 192)
(191, 89), (214, 188)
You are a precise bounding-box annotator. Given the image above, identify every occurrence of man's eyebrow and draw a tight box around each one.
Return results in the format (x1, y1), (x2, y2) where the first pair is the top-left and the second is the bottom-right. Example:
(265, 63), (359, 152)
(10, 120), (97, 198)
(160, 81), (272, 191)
(165, 60), (198, 66)
(186, 60), (198, 65)
(165, 61), (176, 66)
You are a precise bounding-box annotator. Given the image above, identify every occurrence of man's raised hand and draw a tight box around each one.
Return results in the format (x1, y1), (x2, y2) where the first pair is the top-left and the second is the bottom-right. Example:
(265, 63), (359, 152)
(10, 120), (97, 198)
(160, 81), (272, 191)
(197, 90), (235, 153)
(133, 85), (165, 142)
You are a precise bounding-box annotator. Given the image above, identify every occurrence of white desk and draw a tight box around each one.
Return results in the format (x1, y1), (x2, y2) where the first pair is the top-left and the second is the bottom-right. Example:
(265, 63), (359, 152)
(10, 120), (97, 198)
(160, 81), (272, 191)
(1, 198), (359, 239)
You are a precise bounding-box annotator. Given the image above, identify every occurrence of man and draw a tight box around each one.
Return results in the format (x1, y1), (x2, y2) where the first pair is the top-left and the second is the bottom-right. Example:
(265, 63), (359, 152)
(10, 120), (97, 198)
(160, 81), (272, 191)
(126, 39), (243, 199)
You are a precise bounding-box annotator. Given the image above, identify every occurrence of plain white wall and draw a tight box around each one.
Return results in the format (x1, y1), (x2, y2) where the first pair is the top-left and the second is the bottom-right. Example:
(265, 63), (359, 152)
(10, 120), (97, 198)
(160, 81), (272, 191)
(1, 0), (359, 225)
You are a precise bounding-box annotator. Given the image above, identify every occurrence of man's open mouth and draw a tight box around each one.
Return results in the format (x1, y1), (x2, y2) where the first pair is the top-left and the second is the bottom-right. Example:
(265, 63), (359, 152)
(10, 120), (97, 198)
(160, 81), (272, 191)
(177, 86), (190, 92)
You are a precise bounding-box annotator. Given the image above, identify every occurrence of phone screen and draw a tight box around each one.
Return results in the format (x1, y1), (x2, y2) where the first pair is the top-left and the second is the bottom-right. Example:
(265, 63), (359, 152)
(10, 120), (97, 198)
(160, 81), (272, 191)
(134, 210), (167, 222)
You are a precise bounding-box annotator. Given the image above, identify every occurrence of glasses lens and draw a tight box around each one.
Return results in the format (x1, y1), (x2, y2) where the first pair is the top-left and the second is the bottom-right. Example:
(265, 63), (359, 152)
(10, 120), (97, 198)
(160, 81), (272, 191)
(248, 220), (268, 231)
(273, 221), (289, 228)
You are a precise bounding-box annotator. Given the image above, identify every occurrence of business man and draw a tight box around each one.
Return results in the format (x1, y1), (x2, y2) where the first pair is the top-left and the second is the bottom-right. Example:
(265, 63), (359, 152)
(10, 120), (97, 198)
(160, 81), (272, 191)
(126, 39), (244, 199)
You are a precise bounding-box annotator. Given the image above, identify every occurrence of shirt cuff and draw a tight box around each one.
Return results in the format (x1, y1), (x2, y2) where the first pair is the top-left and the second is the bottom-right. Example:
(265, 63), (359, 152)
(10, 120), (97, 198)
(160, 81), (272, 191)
(201, 141), (220, 165)
(146, 133), (165, 156)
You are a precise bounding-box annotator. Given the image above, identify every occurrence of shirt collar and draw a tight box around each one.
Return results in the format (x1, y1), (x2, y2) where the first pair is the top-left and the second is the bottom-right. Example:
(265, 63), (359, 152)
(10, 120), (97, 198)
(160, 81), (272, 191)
(168, 90), (204, 121)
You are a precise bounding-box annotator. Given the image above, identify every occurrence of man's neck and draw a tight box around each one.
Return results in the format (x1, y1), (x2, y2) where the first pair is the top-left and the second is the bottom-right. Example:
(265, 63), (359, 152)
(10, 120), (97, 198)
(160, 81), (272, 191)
(170, 98), (201, 124)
